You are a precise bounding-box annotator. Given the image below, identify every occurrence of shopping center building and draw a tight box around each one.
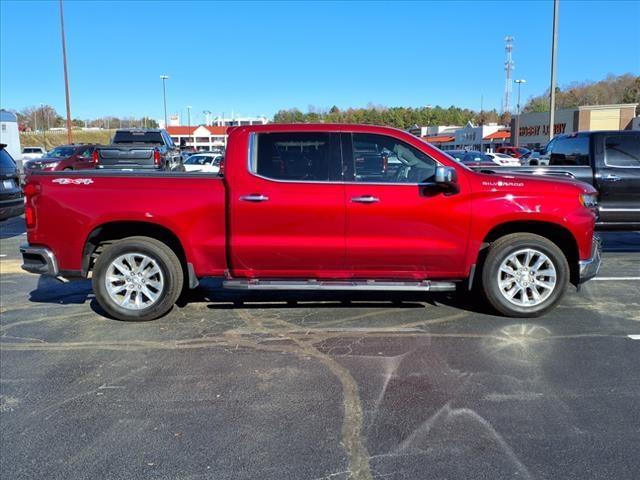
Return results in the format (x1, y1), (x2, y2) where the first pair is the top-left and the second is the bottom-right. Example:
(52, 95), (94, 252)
(511, 103), (638, 148)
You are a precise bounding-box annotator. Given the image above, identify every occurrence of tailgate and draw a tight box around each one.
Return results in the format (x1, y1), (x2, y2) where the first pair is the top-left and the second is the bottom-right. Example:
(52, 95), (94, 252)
(96, 146), (156, 168)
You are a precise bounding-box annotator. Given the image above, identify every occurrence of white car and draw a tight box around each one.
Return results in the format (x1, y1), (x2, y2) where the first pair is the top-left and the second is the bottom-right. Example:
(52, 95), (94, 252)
(484, 152), (521, 167)
(183, 153), (223, 173)
(22, 146), (46, 161)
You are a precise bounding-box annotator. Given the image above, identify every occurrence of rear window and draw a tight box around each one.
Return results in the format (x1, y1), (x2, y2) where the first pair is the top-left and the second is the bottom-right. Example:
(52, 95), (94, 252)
(113, 131), (164, 144)
(0, 149), (16, 169)
(605, 134), (640, 168)
(251, 132), (332, 181)
(23, 147), (42, 153)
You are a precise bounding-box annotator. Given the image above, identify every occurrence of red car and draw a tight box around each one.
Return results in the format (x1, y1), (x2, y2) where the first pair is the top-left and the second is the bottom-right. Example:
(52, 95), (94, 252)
(496, 146), (531, 158)
(21, 124), (600, 321)
(23, 144), (97, 172)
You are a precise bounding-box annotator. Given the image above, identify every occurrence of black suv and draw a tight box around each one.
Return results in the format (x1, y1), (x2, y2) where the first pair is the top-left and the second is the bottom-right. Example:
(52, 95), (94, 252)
(0, 144), (24, 221)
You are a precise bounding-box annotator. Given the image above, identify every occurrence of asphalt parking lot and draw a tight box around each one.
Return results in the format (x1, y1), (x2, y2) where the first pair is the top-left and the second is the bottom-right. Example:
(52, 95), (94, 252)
(1, 215), (639, 480)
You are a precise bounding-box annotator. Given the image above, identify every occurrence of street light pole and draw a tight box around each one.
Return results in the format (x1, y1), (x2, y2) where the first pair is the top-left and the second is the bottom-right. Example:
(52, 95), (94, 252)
(160, 75), (169, 128)
(59, 0), (73, 144)
(514, 79), (526, 147)
(187, 105), (192, 150)
(548, 0), (559, 141)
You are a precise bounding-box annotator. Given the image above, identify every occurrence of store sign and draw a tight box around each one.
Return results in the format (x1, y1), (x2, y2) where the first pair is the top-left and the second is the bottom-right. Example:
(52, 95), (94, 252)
(520, 123), (566, 137)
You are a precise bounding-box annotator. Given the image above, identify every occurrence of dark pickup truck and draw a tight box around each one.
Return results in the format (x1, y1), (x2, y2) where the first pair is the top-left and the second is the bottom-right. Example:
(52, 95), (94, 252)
(487, 131), (640, 229)
(94, 129), (183, 171)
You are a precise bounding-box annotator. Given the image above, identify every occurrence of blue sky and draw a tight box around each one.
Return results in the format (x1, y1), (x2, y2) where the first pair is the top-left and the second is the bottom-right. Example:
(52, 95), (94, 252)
(1, 0), (639, 123)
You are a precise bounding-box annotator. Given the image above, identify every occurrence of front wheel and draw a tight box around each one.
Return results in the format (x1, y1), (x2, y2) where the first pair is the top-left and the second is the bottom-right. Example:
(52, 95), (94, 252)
(480, 233), (569, 317)
(92, 236), (184, 321)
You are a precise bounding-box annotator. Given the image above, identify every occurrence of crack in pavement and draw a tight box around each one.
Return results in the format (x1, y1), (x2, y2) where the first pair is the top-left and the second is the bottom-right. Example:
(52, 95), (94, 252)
(231, 309), (374, 480)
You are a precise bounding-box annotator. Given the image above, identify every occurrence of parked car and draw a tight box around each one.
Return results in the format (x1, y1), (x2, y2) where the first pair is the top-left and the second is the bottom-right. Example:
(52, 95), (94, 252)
(22, 146), (46, 161)
(520, 150), (548, 166)
(445, 150), (497, 168)
(496, 146), (531, 158)
(498, 131), (640, 229)
(484, 152), (521, 167)
(21, 124), (600, 321)
(94, 129), (183, 171)
(183, 153), (223, 173)
(0, 144), (25, 221)
(23, 144), (97, 172)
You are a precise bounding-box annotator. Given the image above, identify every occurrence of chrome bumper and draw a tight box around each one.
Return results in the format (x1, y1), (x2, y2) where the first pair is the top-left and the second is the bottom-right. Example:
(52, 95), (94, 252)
(578, 235), (602, 283)
(20, 244), (59, 276)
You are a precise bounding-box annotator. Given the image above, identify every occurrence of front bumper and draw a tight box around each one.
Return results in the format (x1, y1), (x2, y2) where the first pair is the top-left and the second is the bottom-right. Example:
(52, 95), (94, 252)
(578, 235), (602, 283)
(20, 244), (59, 276)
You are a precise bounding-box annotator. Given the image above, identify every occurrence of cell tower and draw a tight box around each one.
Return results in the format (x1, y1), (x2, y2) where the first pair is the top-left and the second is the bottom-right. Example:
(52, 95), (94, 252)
(503, 36), (515, 114)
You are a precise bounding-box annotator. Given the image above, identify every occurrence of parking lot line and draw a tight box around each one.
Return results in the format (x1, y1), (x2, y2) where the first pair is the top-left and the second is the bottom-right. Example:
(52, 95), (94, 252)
(593, 277), (640, 281)
(628, 335), (640, 340)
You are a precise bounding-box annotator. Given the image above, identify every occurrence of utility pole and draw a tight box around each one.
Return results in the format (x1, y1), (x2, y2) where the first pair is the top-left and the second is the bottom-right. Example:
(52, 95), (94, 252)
(160, 75), (169, 128)
(59, 0), (73, 144)
(514, 79), (526, 146)
(549, 0), (559, 141)
(41, 103), (47, 146)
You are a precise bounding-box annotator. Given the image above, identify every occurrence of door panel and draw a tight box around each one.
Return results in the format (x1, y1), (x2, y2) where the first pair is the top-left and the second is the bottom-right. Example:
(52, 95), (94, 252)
(343, 133), (471, 279)
(596, 133), (640, 224)
(229, 131), (346, 277)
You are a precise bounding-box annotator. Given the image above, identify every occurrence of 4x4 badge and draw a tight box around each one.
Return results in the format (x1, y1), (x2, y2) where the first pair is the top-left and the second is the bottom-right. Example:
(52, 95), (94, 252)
(52, 178), (94, 185)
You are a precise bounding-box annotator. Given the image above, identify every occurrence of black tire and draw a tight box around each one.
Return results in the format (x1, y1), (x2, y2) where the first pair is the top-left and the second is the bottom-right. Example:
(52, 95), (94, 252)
(480, 233), (569, 317)
(92, 236), (184, 321)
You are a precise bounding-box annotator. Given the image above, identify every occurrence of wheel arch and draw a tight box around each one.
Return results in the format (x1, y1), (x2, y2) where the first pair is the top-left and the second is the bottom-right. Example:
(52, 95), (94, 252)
(478, 220), (580, 285)
(82, 221), (192, 284)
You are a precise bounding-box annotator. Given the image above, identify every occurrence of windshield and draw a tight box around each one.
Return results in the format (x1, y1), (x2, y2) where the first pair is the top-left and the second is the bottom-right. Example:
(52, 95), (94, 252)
(23, 147), (42, 153)
(46, 147), (75, 158)
(113, 131), (163, 144)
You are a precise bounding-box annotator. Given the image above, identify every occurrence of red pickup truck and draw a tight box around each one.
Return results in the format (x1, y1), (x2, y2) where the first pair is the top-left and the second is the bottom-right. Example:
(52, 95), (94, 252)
(20, 124), (601, 321)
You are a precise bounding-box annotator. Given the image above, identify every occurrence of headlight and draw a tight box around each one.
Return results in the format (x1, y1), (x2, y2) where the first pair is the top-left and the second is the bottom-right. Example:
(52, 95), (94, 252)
(44, 162), (60, 169)
(580, 193), (598, 208)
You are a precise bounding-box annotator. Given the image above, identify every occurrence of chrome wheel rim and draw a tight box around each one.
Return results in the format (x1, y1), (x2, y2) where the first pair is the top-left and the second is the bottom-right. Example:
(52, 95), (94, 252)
(497, 248), (557, 307)
(105, 253), (164, 310)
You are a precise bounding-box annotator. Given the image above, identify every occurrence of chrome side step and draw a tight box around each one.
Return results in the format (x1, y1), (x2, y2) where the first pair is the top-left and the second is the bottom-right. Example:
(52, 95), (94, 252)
(222, 279), (456, 292)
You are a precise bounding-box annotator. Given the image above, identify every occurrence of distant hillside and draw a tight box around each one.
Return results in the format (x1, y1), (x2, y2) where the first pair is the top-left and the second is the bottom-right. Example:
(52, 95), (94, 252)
(524, 73), (640, 112)
(20, 130), (114, 150)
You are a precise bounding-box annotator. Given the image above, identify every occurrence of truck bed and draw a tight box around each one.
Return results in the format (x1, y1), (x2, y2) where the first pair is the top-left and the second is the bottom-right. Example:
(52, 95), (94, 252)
(25, 171), (227, 277)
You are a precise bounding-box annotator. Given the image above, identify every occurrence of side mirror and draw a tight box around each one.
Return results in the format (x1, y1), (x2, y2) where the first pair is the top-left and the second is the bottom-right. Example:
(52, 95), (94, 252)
(435, 165), (457, 186)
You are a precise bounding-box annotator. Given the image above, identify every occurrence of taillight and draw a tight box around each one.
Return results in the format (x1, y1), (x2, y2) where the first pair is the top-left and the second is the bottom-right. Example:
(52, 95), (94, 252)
(92, 150), (99, 165)
(25, 204), (35, 228)
(154, 150), (161, 166)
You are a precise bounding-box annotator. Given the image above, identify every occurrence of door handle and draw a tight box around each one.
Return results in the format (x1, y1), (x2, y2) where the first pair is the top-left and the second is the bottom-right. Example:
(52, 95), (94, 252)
(240, 194), (269, 202)
(351, 195), (380, 204)
(602, 174), (621, 182)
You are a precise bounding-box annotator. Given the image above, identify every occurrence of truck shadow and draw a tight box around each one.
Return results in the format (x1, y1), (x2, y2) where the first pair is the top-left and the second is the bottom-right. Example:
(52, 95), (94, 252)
(0, 216), (26, 239)
(27, 277), (494, 320)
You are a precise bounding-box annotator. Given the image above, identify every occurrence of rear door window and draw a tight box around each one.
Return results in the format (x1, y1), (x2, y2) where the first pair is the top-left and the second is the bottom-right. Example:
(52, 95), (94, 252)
(251, 132), (339, 182)
(604, 134), (640, 168)
(549, 136), (590, 165)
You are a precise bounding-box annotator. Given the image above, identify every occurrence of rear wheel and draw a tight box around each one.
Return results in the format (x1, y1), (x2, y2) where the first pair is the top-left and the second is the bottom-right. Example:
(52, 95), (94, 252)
(92, 236), (184, 321)
(480, 233), (569, 317)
